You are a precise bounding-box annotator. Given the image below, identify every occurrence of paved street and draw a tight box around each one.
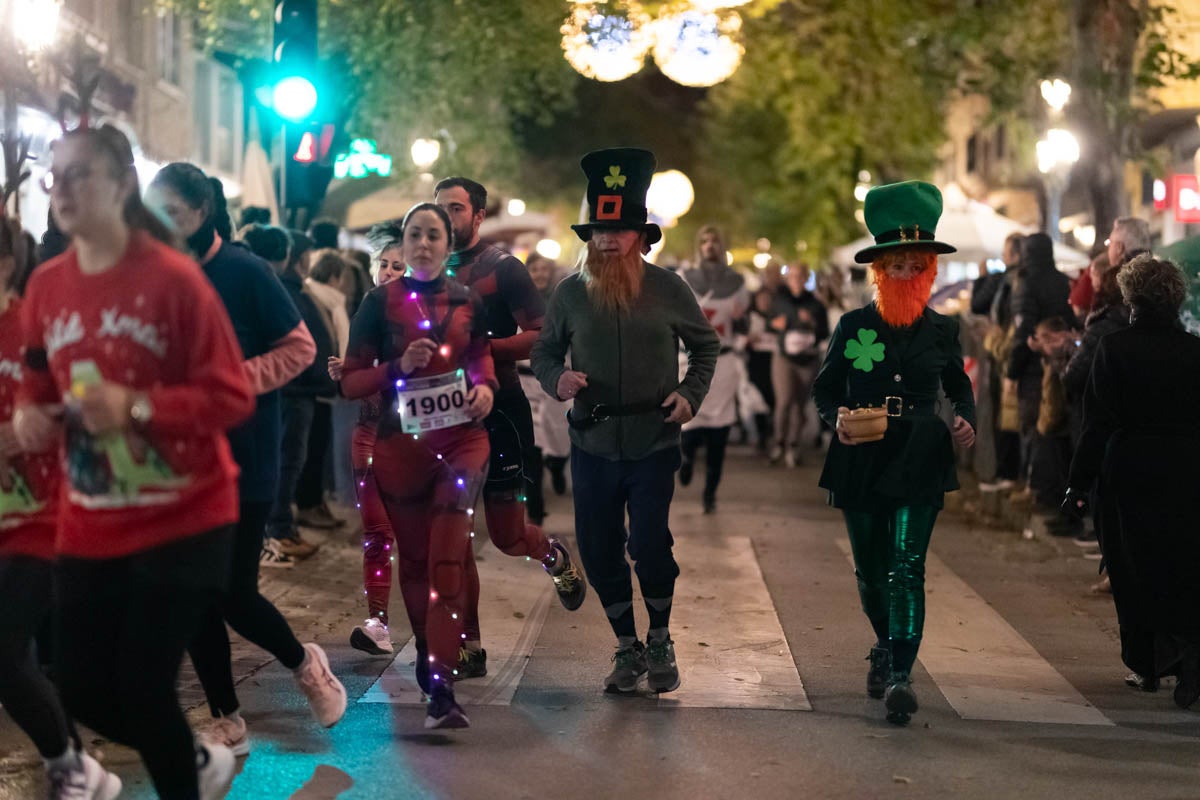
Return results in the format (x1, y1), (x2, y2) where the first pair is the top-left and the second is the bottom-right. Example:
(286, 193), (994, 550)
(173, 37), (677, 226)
(3, 446), (1200, 799)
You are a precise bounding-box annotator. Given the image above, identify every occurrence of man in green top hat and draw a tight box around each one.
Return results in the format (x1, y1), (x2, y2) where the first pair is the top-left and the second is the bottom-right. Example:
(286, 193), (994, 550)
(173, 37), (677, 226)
(812, 180), (976, 725)
(532, 147), (719, 695)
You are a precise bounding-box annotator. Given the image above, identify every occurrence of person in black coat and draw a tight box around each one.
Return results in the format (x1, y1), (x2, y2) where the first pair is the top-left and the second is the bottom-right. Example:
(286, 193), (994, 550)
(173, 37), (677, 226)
(813, 181), (976, 726)
(1004, 233), (1072, 479)
(1064, 255), (1200, 710)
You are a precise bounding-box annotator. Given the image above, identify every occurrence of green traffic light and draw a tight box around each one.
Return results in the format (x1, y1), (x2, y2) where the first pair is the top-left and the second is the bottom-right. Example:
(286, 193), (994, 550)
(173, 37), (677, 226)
(273, 76), (318, 121)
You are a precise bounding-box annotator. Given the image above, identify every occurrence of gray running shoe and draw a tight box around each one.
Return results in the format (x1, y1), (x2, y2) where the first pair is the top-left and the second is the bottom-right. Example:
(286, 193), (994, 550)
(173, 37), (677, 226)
(604, 641), (647, 693)
(645, 638), (680, 694)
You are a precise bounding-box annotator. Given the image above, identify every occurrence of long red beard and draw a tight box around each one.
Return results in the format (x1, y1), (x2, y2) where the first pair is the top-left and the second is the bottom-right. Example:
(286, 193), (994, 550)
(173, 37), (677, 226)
(581, 242), (644, 313)
(873, 265), (937, 327)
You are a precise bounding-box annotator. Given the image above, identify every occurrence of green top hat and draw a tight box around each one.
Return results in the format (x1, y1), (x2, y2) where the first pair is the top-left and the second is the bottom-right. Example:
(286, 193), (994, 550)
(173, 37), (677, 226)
(571, 147), (662, 246)
(853, 180), (956, 264)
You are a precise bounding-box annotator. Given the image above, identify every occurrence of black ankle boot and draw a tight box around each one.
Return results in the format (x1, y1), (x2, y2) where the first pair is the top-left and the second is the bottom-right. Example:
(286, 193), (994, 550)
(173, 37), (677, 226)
(884, 673), (918, 725)
(866, 646), (890, 699)
(1175, 647), (1200, 710)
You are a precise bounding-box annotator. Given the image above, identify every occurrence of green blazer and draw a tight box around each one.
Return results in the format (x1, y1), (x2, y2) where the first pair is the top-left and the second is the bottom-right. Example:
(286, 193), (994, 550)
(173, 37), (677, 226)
(812, 303), (976, 510)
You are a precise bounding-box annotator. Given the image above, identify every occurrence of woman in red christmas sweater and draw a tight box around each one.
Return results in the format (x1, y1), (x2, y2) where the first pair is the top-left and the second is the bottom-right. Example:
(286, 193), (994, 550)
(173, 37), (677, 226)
(0, 217), (122, 798)
(328, 224), (405, 656)
(14, 124), (254, 799)
(341, 203), (496, 729)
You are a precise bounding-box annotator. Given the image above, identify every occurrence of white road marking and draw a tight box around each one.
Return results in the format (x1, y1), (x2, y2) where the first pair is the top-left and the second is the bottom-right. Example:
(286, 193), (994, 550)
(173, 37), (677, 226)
(359, 548), (552, 706)
(658, 535), (811, 710)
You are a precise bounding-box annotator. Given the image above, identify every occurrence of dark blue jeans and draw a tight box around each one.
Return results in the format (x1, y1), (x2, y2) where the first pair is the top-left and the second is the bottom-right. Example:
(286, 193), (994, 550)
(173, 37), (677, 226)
(571, 445), (681, 639)
(267, 394), (316, 540)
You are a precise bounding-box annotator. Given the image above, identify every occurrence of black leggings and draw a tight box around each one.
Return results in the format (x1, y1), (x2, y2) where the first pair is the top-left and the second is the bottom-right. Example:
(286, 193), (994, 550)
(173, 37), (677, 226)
(188, 501), (306, 717)
(57, 529), (232, 800)
(680, 426), (732, 501)
(0, 556), (76, 758)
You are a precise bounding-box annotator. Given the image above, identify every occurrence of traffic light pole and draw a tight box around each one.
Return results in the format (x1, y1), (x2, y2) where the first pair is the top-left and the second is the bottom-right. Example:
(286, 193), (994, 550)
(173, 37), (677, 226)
(279, 120), (287, 226)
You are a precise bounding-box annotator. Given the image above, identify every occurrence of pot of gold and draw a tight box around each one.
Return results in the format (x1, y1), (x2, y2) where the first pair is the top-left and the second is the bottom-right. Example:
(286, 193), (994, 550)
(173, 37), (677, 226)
(839, 406), (888, 443)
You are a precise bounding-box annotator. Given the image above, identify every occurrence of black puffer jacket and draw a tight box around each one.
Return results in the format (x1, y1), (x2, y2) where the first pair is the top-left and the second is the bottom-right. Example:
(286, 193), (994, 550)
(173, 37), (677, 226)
(280, 269), (337, 398)
(1006, 233), (1073, 380)
(1062, 303), (1130, 402)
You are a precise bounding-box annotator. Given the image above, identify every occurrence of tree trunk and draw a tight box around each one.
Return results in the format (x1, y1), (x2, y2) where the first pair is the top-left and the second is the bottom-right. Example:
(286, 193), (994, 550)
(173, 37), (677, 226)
(1069, 0), (1145, 239)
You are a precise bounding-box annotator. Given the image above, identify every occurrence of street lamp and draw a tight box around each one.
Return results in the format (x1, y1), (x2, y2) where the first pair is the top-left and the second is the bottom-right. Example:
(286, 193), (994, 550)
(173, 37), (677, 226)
(1040, 79), (1071, 114)
(410, 138), (440, 171)
(646, 169), (694, 227)
(1037, 128), (1079, 242)
(12, 0), (61, 52)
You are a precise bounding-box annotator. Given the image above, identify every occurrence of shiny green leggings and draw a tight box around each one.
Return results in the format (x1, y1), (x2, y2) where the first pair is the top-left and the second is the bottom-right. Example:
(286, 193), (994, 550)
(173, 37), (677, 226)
(844, 505), (939, 675)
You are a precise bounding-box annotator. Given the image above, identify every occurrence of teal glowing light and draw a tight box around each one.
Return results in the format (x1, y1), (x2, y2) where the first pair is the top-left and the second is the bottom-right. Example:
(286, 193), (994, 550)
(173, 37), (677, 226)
(334, 139), (394, 180)
(273, 76), (318, 121)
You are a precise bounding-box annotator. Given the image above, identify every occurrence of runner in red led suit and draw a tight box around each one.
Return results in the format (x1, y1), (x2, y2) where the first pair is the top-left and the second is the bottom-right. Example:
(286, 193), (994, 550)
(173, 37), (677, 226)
(435, 178), (586, 679)
(341, 203), (495, 730)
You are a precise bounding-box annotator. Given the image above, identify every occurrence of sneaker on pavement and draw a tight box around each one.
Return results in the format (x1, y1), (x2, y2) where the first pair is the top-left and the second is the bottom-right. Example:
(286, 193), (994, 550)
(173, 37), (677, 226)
(784, 450), (798, 469)
(604, 641), (647, 693)
(457, 647), (487, 679)
(544, 537), (587, 611)
(768, 445), (784, 464)
(1125, 671), (1160, 692)
(297, 503), (345, 530)
(196, 744), (235, 800)
(350, 618), (393, 655)
(275, 535), (320, 560)
(199, 714), (249, 758)
(47, 750), (121, 800)
(258, 539), (295, 569)
(424, 684), (470, 729)
(645, 638), (680, 694)
(294, 643), (347, 728)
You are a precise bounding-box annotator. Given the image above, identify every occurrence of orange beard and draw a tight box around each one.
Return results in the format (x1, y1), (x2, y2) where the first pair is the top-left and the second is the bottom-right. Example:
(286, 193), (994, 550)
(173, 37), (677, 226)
(872, 262), (937, 327)
(581, 241), (644, 313)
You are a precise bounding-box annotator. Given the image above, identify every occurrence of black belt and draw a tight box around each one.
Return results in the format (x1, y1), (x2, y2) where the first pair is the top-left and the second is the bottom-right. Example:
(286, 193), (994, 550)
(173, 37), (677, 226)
(881, 396), (937, 417)
(719, 346), (735, 355)
(567, 401), (667, 430)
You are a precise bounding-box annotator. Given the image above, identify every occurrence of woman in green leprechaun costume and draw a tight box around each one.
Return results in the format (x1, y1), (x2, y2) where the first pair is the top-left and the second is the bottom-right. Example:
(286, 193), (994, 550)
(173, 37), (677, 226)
(812, 181), (976, 725)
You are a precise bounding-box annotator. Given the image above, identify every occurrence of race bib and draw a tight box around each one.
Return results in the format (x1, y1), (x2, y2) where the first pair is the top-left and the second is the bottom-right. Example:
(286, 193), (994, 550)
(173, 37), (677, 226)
(784, 330), (816, 356)
(396, 370), (471, 434)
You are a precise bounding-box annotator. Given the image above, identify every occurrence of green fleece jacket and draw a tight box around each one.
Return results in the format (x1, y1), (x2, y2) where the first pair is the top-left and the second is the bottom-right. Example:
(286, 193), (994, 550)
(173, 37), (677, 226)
(531, 262), (720, 461)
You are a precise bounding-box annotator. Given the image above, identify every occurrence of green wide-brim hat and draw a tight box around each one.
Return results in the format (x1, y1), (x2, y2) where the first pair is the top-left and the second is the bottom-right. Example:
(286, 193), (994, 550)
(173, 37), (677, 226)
(853, 180), (956, 264)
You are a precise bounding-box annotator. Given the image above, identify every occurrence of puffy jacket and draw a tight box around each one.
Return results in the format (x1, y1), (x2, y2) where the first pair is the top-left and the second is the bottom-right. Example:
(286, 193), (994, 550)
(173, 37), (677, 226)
(280, 269), (337, 398)
(1006, 234), (1073, 380)
(1062, 303), (1130, 402)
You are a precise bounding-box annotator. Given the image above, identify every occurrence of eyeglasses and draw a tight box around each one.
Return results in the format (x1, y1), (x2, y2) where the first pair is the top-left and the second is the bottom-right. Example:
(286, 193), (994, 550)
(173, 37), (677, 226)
(39, 165), (96, 194)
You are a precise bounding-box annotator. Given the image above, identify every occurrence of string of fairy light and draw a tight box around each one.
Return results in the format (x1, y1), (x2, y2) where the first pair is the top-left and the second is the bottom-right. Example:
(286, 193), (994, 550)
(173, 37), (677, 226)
(355, 273), (532, 685)
(561, 0), (749, 86)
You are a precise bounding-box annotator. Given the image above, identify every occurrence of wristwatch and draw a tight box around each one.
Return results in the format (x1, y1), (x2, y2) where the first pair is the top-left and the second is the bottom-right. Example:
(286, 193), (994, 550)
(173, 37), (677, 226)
(129, 393), (153, 427)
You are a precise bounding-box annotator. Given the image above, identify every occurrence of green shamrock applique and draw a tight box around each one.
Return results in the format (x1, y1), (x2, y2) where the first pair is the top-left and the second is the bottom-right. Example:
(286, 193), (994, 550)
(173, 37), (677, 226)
(844, 328), (886, 372)
(604, 166), (626, 189)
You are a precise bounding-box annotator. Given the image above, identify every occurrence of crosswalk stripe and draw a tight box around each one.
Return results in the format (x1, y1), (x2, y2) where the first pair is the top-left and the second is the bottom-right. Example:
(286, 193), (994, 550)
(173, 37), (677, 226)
(359, 549), (552, 706)
(836, 538), (1112, 725)
(658, 535), (811, 710)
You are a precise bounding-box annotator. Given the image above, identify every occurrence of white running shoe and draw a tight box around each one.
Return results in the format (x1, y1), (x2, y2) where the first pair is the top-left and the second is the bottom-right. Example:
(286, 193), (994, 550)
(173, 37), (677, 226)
(46, 751), (122, 800)
(199, 714), (249, 758)
(259, 539), (295, 569)
(784, 450), (798, 469)
(294, 642), (347, 728)
(196, 744), (235, 800)
(350, 618), (394, 655)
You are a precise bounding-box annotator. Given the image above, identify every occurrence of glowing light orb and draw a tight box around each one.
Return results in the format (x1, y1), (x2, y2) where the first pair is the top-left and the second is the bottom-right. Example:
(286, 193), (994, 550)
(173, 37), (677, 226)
(561, 2), (652, 82)
(651, 9), (743, 88)
(646, 170), (694, 227)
